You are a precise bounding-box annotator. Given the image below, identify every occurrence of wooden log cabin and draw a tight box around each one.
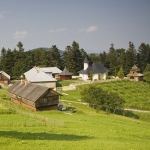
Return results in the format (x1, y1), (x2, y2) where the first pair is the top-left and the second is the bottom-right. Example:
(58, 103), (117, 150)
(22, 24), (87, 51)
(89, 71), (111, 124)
(126, 65), (144, 81)
(8, 80), (59, 111)
(58, 67), (73, 80)
(0, 71), (10, 85)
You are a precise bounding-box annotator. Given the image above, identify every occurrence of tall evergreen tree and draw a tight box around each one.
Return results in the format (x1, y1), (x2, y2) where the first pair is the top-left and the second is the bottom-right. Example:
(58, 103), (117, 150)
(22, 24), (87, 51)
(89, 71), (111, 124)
(107, 43), (117, 75)
(138, 43), (150, 72)
(63, 41), (83, 75)
(116, 48), (126, 72)
(48, 45), (62, 69)
(99, 51), (109, 68)
(3, 49), (14, 77)
(17, 41), (24, 52)
(1, 47), (6, 58)
(125, 42), (137, 75)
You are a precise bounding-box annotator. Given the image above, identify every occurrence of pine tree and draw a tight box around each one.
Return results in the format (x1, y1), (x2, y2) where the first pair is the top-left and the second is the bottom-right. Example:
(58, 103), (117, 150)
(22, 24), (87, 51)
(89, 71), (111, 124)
(118, 66), (124, 79)
(138, 43), (150, 72)
(48, 45), (62, 69)
(63, 41), (83, 75)
(125, 42), (137, 75)
(107, 44), (117, 75)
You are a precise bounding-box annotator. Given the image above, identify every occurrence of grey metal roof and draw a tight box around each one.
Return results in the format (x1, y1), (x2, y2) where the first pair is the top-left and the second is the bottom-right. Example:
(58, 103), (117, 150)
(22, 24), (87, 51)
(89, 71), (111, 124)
(84, 57), (89, 63)
(92, 62), (108, 73)
(24, 67), (57, 82)
(40, 67), (62, 74)
(59, 67), (73, 75)
(78, 62), (108, 74)
(8, 81), (49, 102)
(0, 71), (10, 79)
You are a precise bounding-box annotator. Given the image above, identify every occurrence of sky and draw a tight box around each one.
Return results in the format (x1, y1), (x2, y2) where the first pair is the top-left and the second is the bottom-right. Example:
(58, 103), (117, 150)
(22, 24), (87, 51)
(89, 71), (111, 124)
(0, 0), (150, 54)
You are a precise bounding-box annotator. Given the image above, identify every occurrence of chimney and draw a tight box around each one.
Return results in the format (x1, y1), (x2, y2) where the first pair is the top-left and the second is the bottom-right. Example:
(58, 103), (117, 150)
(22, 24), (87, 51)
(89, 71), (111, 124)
(35, 66), (40, 73)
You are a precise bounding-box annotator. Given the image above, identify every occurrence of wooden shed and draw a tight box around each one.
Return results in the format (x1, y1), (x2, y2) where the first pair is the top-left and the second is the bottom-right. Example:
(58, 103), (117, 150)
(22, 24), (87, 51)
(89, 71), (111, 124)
(58, 67), (73, 80)
(8, 81), (59, 111)
(0, 71), (10, 85)
(126, 65), (143, 81)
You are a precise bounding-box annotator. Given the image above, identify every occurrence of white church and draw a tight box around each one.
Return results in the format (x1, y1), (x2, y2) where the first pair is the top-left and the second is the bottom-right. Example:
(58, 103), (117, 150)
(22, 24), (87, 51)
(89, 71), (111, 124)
(78, 57), (108, 81)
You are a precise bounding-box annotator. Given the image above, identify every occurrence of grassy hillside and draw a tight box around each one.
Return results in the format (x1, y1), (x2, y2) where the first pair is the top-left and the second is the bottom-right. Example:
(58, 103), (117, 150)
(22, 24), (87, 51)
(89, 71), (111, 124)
(0, 83), (150, 150)
(60, 80), (150, 110)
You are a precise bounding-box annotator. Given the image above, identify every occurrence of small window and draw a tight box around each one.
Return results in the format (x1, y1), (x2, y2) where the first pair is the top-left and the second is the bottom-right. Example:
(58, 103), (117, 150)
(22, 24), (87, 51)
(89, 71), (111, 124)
(44, 98), (47, 103)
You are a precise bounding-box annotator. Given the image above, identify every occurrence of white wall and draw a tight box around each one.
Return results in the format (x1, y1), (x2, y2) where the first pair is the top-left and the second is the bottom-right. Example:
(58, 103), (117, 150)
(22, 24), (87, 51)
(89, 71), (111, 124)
(84, 63), (88, 70)
(93, 73), (106, 80)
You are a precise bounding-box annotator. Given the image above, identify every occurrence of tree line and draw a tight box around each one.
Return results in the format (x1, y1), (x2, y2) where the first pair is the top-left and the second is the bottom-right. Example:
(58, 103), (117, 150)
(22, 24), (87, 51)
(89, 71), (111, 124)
(0, 41), (150, 80)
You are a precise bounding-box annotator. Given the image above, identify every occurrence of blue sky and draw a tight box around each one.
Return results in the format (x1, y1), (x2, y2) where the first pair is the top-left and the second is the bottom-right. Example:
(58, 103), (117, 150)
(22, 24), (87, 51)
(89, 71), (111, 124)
(0, 0), (150, 53)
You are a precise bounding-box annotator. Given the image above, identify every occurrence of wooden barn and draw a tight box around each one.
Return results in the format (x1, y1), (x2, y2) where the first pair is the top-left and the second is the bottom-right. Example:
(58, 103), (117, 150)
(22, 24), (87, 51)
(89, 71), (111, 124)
(58, 67), (73, 80)
(0, 71), (10, 85)
(8, 80), (59, 111)
(126, 65), (143, 81)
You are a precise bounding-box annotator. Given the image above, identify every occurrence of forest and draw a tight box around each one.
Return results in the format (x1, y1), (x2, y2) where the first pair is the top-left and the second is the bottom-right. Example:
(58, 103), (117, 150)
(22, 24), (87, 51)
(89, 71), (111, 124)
(0, 41), (150, 80)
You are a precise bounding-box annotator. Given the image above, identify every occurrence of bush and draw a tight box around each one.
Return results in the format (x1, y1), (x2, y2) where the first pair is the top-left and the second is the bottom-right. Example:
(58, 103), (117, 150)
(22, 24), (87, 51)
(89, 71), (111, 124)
(80, 84), (125, 114)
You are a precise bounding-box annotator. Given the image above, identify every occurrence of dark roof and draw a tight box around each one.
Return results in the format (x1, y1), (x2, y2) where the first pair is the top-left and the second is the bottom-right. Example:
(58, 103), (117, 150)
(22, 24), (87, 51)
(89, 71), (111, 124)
(131, 65), (140, 71)
(84, 57), (89, 63)
(58, 67), (73, 75)
(92, 62), (108, 73)
(78, 62), (108, 74)
(8, 81), (50, 102)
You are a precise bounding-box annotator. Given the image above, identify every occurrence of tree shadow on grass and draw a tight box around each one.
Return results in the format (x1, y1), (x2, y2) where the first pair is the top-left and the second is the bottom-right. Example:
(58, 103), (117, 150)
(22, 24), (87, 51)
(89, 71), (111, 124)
(0, 130), (92, 141)
(114, 109), (140, 119)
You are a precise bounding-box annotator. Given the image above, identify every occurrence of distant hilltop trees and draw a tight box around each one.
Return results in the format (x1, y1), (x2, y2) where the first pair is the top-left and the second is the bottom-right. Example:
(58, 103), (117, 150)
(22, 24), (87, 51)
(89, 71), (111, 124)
(0, 41), (150, 80)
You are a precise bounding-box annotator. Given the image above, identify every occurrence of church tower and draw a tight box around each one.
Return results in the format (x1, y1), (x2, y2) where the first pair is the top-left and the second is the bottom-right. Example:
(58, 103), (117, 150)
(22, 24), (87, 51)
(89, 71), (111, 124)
(84, 57), (89, 70)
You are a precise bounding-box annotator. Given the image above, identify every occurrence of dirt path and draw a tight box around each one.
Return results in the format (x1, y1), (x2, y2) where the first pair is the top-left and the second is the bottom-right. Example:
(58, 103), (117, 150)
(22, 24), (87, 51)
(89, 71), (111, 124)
(124, 108), (150, 113)
(61, 100), (150, 113)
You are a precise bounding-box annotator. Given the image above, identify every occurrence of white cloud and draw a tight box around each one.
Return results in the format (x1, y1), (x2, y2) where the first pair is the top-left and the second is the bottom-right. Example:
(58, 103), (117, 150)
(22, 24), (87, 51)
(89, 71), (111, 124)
(48, 28), (66, 33)
(0, 11), (6, 19)
(78, 26), (98, 33)
(12, 31), (27, 39)
(86, 26), (98, 33)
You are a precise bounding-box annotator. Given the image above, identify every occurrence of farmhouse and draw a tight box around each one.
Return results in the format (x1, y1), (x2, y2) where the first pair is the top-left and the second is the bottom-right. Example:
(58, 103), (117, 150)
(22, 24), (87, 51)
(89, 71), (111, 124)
(58, 67), (73, 80)
(24, 66), (62, 88)
(126, 65), (143, 81)
(8, 80), (59, 111)
(78, 57), (108, 80)
(0, 70), (10, 86)
(40, 67), (62, 78)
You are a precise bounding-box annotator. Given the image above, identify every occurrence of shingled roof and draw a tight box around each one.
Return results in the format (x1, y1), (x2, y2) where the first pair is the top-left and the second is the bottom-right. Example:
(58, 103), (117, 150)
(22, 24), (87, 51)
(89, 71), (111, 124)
(131, 65), (140, 71)
(78, 62), (107, 74)
(59, 67), (73, 75)
(8, 81), (49, 102)
(0, 71), (10, 79)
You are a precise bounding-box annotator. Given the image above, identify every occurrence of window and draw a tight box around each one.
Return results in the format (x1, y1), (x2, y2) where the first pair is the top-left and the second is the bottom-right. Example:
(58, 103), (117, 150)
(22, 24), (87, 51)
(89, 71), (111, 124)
(44, 98), (47, 103)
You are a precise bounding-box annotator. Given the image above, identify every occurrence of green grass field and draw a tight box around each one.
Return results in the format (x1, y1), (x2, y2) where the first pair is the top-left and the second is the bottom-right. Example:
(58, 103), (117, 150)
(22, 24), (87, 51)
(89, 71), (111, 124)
(0, 81), (150, 150)
(60, 80), (150, 110)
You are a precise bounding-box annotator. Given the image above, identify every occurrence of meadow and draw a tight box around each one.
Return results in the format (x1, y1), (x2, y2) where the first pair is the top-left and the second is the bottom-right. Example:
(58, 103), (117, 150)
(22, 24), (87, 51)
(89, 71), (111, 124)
(60, 80), (150, 110)
(0, 81), (150, 150)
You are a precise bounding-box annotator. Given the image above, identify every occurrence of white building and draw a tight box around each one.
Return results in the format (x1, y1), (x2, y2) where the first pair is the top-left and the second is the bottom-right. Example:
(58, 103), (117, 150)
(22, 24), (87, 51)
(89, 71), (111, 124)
(24, 66), (62, 88)
(78, 57), (108, 81)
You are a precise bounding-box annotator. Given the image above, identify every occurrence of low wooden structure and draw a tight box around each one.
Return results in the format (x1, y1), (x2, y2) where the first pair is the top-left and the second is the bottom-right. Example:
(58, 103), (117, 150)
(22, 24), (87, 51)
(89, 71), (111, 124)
(0, 71), (10, 85)
(58, 67), (73, 80)
(126, 65), (143, 81)
(8, 81), (59, 111)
